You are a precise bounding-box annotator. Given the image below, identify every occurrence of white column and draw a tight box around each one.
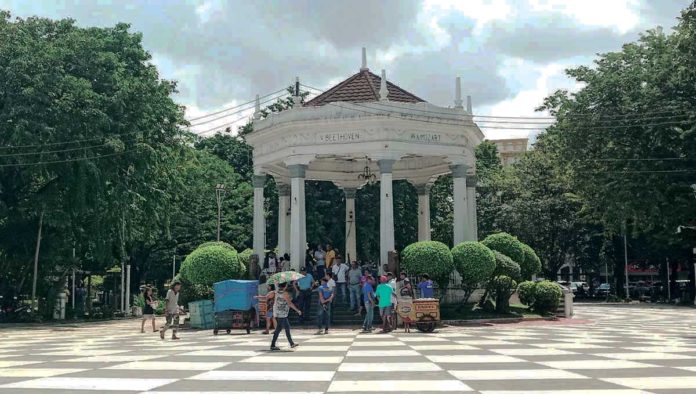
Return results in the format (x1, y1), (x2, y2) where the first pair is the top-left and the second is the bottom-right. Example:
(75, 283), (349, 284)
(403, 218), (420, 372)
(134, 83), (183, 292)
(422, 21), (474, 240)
(466, 175), (478, 241)
(277, 183), (290, 257)
(451, 164), (471, 245)
(344, 188), (357, 262)
(252, 174), (266, 266)
(416, 184), (431, 241)
(288, 164), (307, 271)
(378, 160), (396, 272)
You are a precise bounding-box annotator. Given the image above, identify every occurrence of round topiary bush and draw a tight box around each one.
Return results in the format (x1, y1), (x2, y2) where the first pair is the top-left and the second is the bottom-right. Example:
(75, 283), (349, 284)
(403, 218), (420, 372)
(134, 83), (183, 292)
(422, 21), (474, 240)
(401, 241), (454, 289)
(180, 242), (245, 286)
(519, 243), (542, 280)
(238, 248), (253, 269)
(452, 241), (496, 301)
(517, 281), (536, 306)
(490, 275), (518, 313)
(493, 251), (521, 280)
(482, 232), (525, 264)
(534, 280), (563, 315)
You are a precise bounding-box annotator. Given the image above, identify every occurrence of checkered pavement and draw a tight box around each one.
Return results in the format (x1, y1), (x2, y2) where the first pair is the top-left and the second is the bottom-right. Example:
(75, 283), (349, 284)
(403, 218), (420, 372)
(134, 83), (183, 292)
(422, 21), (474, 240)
(1, 304), (696, 393)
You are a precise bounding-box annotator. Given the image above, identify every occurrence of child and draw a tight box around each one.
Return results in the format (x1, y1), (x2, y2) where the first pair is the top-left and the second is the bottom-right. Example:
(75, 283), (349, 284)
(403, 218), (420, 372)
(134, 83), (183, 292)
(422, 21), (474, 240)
(260, 284), (276, 335)
(418, 274), (435, 298)
(375, 275), (394, 333)
(140, 287), (157, 333)
(160, 281), (183, 340)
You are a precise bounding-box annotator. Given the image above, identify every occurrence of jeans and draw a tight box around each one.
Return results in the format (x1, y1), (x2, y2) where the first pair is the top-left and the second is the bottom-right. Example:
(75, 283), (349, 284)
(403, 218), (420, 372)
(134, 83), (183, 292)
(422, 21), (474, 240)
(299, 290), (312, 322)
(336, 282), (347, 303)
(271, 317), (294, 347)
(349, 284), (361, 310)
(363, 301), (374, 330)
(316, 264), (325, 279)
(317, 302), (331, 330)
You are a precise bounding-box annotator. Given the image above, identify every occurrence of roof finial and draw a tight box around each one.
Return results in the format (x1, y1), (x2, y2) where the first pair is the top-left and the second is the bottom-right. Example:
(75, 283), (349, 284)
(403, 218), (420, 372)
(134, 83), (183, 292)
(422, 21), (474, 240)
(291, 77), (300, 108)
(466, 95), (473, 115)
(454, 76), (463, 109)
(379, 69), (389, 101)
(253, 94), (261, 120)
(361, 47), (368, 71)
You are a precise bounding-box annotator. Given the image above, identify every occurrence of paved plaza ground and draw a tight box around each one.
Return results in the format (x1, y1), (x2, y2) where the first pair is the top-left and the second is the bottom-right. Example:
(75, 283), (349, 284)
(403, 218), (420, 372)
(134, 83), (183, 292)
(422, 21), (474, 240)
(1, 304), (696, 393)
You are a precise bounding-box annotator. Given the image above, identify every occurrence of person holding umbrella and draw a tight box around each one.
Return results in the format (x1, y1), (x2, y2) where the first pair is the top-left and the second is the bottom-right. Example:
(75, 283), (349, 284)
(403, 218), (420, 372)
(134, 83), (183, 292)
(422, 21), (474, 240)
(267, 271), (305, 351)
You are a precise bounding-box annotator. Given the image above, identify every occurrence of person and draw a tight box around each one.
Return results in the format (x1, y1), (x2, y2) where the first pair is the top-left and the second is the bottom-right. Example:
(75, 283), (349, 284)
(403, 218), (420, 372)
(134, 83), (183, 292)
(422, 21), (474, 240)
(281, 256), (291, 272)
(297, 267), (314, 323)
(141, 287), (157, 333)
(375, 275), (394, 333)
(333, 257), (349, 305)
(316, 277), (334, 334)
(418, 274), (435, 298)
(270, 282), (302, 351)
(160, 281), (183, 340)
(325, 244), (336, 271)
(267, 252), (277, 274)
(314, 244), (326, 280)
(348, 261), (363, 315)
(305, 249), (315, 276)
(399, 272), (414, 298)
(260, 284), (276, 334)
(398, 272), (414, 333)
(361, 274), (376, 332)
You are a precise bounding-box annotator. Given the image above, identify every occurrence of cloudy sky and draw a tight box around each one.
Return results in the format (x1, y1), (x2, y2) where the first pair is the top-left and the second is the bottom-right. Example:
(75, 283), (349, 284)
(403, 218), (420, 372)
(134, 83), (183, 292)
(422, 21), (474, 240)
(1, 0), (691, 140)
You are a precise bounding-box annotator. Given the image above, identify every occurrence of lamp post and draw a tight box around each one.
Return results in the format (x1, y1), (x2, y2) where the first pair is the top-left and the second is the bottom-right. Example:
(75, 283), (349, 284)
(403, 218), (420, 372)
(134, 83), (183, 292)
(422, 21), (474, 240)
(215, 184), (226, 242)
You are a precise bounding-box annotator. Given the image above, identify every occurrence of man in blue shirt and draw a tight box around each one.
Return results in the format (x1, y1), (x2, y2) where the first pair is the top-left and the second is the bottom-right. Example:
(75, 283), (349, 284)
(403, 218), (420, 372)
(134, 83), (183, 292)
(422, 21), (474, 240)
(297, 267), (314, 324)
(361, 274), (375, 332)
(418, 274), (435, 298)
(316, 277), (334, 334)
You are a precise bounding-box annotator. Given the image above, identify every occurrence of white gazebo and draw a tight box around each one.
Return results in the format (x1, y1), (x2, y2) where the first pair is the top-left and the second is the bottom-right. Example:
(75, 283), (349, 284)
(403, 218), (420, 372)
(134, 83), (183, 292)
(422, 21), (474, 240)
(246, 49), (484, 271)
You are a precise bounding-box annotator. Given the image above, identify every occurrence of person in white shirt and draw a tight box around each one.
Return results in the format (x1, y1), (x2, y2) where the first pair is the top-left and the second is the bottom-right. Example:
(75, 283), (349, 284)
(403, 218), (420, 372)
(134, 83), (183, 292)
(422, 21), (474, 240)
(332, 257), (349, 304)
(267, 252), (277, 274)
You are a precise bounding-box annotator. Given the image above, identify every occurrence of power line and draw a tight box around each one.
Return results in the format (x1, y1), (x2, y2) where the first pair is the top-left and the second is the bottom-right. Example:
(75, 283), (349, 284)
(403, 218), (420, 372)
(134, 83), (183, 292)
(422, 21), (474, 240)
(301, 83), (690, 122)
(577, 169), (696, 174)
(186, 88), (287, 123)
(0, 131), (140, 150)
(0, 150), (134, 168)
(189, 91), (290, 127)
(580, 157), (696, 162)
(0, 142), (126, 158)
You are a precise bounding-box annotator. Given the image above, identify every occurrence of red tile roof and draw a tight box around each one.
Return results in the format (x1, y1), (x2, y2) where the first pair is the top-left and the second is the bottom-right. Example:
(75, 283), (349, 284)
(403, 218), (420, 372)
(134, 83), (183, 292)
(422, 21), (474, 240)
(303, 69), (426, 107)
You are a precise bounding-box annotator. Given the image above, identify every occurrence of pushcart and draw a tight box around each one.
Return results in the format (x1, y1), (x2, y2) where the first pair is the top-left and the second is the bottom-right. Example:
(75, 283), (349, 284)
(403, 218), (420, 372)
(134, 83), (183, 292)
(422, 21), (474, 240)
(213, 308), (256, 335)
(413, 298), (440, 332)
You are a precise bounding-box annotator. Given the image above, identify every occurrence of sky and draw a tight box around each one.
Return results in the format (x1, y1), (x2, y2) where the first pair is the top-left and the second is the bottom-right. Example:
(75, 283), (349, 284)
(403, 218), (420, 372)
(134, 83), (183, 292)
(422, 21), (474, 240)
(1, 0), (691, 140)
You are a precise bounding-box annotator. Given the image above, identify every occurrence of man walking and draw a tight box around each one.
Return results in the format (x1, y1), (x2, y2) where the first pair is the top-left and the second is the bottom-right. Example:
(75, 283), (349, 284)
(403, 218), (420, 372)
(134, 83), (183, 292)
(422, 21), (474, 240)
(333, 257), (349, 305)
(316, 277), (334, 334)
(160, 281), (182, 340)
(348, 261), (362, 315)
(361, 274), (375, 332)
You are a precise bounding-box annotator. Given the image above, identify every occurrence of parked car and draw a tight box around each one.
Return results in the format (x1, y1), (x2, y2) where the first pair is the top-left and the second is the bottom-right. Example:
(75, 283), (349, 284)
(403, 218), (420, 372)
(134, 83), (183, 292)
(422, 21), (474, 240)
(571, 282), (589, 298)
(595, 283), (612, 297)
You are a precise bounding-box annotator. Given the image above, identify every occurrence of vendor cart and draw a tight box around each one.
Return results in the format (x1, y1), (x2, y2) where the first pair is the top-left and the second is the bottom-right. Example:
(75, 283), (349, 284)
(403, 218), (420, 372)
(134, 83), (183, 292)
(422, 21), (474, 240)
(213, 308), (255, 335)
(413, 298), (440, 332)
(212, 279), (259, 335)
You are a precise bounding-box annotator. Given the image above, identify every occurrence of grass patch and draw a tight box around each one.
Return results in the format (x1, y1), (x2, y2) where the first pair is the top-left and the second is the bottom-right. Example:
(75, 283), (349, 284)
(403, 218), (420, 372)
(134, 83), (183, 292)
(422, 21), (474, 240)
(440, 303), (543, 320)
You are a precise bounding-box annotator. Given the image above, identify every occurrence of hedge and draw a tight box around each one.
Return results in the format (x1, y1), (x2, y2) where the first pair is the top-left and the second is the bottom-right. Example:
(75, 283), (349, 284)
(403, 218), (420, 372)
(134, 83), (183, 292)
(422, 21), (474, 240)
(489, 275), (518, 313)
(452, 241), (496, 302)
(517, 281), (536, 306)
(519, 243), (542, 280)
(401, 241), (454, 289)
(493, 251), (521, 280)
(534, 280), (563, 315)
(238, 248), (253, 269)
(180, 242), (245, 286)
(481, 232), (525, 264)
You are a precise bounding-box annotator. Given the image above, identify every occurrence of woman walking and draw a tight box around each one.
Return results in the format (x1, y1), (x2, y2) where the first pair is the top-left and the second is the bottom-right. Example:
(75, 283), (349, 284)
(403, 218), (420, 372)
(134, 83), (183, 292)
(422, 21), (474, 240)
(270, 283), (302, 351)
(140, 287), (157, 333)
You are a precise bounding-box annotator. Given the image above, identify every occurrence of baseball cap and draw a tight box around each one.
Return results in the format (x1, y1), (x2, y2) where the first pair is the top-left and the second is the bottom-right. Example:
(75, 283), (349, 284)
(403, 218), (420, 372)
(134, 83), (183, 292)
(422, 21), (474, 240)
(380, 275), (388, 283)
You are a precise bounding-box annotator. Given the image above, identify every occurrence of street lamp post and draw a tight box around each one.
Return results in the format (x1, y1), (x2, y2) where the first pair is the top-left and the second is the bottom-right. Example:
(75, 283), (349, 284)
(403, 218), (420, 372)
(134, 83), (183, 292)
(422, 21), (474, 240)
(215, 184), (226, 242)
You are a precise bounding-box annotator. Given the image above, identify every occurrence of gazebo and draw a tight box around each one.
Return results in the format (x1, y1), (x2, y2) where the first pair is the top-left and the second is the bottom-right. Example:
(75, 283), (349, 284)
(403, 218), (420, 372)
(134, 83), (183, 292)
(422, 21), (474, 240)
(246, 49), (484, 272)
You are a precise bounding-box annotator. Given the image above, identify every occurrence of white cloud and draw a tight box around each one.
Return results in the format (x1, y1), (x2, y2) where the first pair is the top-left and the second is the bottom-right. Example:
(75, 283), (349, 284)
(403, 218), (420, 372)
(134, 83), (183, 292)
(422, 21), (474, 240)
(529, 0), (641, 33)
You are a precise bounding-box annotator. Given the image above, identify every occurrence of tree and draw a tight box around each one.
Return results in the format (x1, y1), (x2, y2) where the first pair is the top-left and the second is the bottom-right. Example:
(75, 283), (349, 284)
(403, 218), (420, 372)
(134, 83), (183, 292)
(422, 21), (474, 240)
(481, 233), (525, 264)
(519, 243), (542, 280)
(401, 241), (454, 294)
(451, 241), (496, 303)
(180, 242), (245, 286)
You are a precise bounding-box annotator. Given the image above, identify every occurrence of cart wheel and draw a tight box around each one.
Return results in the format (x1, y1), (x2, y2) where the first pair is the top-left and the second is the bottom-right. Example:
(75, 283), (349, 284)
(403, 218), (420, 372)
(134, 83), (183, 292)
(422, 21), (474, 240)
(226, 329), (231, 334)
(416, 322), (436, 332)
(213, 329), (219, 335)
(246, 326), (251, 334)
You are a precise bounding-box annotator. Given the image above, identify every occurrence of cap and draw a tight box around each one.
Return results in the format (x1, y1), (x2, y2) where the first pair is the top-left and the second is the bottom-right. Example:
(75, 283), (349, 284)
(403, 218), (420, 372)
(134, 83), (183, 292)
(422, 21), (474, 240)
(300, 267), (306, 272)
(380, 275), (388, 283)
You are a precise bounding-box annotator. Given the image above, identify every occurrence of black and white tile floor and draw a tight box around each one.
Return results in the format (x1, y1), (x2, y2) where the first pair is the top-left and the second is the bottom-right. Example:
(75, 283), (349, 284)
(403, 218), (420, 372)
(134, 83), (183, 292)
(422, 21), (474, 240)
(1, 304), (696, 393)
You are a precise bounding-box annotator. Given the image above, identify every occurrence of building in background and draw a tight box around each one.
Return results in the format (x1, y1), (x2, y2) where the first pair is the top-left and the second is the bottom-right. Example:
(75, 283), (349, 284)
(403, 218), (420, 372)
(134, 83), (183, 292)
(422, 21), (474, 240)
(490, 138), (528, 166)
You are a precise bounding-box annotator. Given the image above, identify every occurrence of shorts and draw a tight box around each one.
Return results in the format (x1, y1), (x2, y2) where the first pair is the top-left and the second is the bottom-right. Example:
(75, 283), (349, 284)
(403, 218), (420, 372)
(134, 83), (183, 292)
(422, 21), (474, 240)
(266, 311), (273, 318)
(141, 314), (155, 320)
(379, 306), (393, 317)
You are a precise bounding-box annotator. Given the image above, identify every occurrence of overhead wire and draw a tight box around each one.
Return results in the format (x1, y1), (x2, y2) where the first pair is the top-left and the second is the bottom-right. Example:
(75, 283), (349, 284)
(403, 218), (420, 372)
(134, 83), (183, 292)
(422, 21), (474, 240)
(186, 87), (287, 123)
(188, 90), (290, 127)
(0, 149), (135, 168)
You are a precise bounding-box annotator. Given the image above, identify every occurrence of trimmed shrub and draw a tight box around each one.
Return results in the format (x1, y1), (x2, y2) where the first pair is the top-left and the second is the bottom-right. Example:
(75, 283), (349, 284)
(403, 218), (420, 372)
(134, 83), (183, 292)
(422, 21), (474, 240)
(172, 274), (213, 304)
(493, 251), (521, 280)
(519, 243), (542, 280)
(517, 281), (536, 306)
(482, 232), (525, 264)
(180, 242), (245, 286)
(452, 241), (496, 302)
(238, 248), (253, 269)
(489, 275), (518, 313)
(534, 280), (563, 315)
(401, 241), (454, 291)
